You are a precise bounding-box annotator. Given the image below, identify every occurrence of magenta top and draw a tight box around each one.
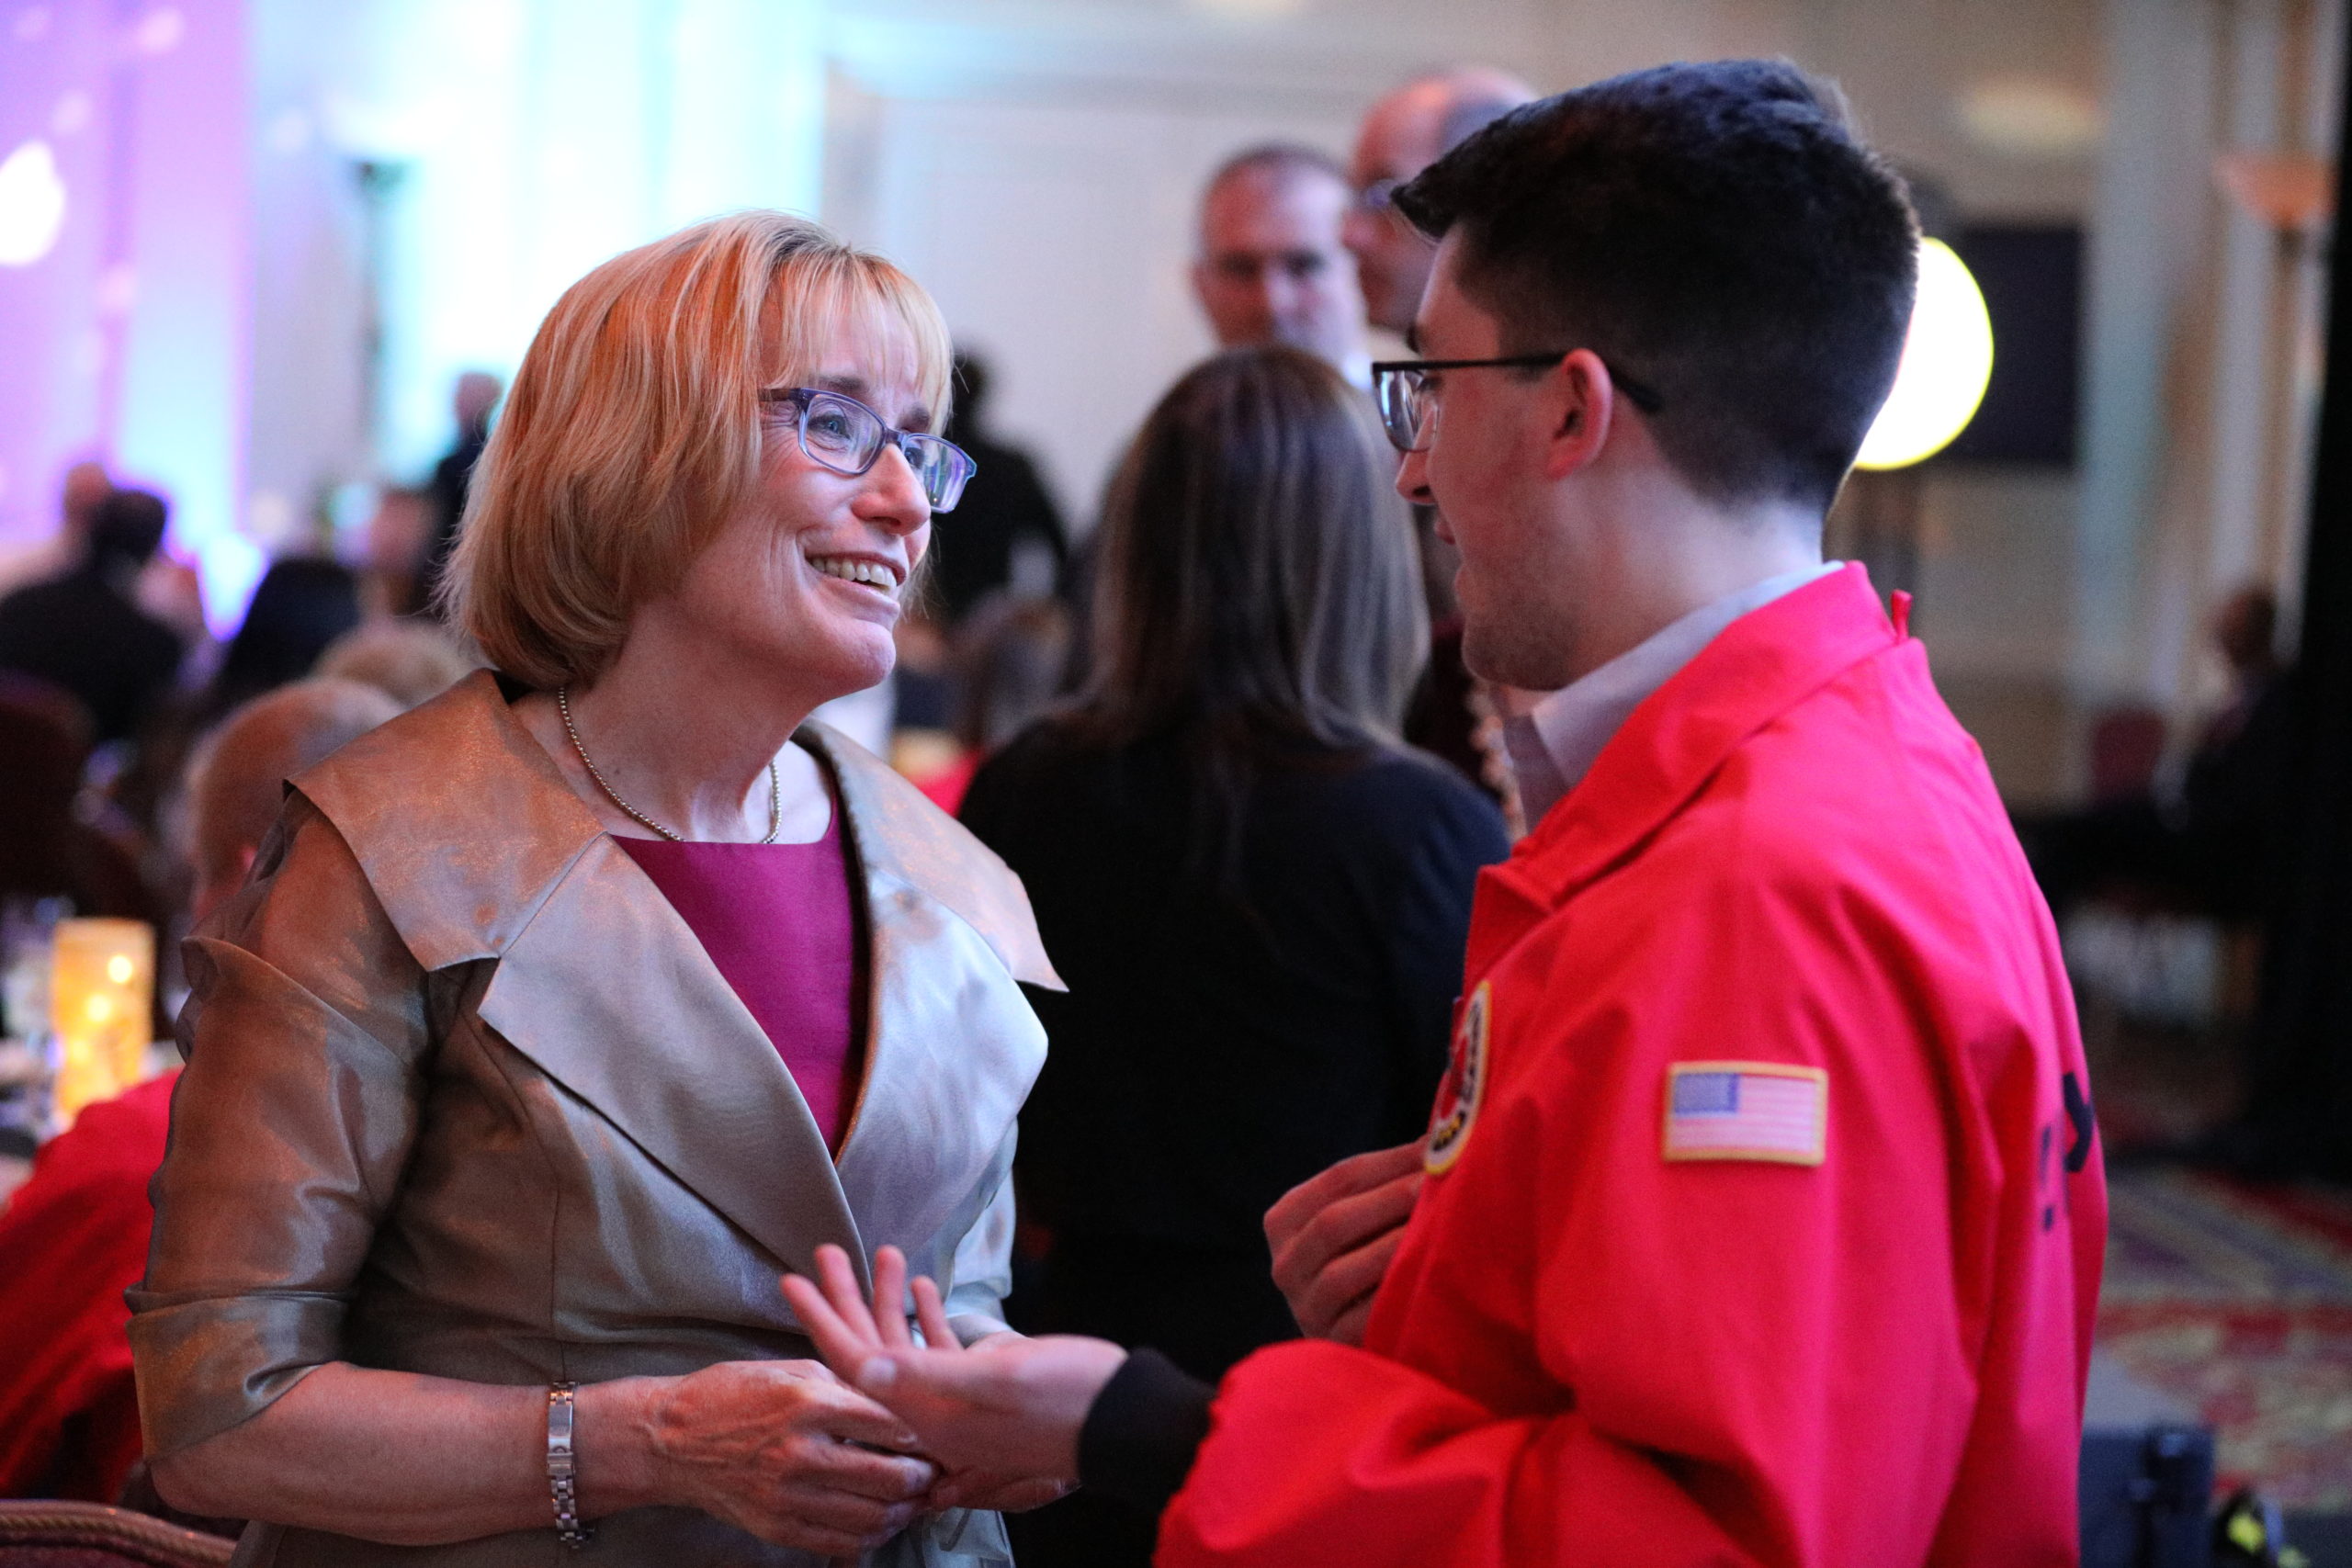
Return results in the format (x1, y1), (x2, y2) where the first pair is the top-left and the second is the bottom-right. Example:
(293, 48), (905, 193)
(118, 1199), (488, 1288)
(617, 809), (865, 1152)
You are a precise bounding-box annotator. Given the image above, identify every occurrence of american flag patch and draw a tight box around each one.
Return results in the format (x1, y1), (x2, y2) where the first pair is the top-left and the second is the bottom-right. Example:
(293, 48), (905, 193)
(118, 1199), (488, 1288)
(1662, 1062), (1827, 1166)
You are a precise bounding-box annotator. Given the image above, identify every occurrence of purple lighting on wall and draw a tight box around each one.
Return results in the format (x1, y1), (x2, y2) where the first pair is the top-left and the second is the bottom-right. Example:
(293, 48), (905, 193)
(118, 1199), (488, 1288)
(0, 0), (258, 630)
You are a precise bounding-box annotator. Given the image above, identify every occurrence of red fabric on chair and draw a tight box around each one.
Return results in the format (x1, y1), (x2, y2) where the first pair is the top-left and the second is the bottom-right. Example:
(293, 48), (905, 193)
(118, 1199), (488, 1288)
(0, 1073), (177, 1501)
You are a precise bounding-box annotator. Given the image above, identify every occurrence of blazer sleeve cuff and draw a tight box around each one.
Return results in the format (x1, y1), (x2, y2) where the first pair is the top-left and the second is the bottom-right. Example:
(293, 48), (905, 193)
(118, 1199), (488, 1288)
(123, 1292), (345, 1457)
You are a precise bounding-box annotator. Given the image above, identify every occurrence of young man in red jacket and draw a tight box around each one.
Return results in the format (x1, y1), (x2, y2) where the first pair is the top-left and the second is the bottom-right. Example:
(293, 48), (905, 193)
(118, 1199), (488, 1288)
(786, 58), (2106, 1567)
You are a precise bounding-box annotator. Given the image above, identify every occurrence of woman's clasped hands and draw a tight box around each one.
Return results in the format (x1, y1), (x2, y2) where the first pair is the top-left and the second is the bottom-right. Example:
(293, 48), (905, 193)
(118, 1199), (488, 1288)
(621, 1354), (938, 1559)
(782, 1245), (1125, 1512)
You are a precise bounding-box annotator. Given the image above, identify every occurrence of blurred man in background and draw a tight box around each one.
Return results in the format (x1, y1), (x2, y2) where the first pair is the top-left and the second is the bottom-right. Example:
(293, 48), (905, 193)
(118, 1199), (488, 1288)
(1192, 144), (1369, 381)
(0, 486), (185, 744)
(0, 460), (116, 594)
(2019, 583), (2297, 923)
(1352, 71), (1538, 816)
(1345, 68), (1536, 336)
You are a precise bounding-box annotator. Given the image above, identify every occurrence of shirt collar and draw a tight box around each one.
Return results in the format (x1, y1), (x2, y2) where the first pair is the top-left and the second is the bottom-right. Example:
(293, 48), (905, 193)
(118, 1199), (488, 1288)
(1505, 561), (1845, 826)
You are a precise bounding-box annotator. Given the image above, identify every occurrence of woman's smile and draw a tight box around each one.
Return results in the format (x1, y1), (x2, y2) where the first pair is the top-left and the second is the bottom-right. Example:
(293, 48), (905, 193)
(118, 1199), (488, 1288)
(806, 549), (907, 603)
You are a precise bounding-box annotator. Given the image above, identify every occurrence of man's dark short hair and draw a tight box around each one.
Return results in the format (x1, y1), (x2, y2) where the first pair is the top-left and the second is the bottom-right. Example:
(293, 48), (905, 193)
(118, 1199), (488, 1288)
(1395, 59), (1918, 513)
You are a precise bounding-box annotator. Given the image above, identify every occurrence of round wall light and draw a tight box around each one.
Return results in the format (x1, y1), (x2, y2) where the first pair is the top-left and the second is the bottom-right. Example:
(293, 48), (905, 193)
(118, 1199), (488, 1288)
(1854, 238), (1994, 471)
(0, 140), (68, 266)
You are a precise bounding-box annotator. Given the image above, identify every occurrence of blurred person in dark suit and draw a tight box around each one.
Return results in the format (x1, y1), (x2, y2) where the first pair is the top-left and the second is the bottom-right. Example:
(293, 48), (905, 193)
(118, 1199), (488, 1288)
(2180, 586), (2294, 855)
(930, 351), (1070, 628)
(420, 371), (503, 607)
(2020, 584), (2298, 921)
(960, 347), (1509, 1568)
(0, 677), (399, 1507)
(0, 487), (185, 744)
(1192, 144), (1369, 382)
(1346, 69), (1537, 815)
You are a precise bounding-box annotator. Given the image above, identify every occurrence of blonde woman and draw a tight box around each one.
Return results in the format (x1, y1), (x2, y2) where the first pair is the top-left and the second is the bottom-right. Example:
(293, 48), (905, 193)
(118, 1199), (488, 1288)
(131, 213), (1059, 1566)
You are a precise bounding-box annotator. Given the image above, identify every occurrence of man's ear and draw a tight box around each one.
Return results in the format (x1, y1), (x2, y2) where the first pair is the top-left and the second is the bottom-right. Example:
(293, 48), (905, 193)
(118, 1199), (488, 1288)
(1541, 348), (1617, 482)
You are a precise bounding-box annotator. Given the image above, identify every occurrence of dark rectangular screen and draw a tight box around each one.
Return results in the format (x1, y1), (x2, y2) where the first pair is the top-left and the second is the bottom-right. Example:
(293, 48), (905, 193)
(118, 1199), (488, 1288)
(1944, 225), (2082, 466)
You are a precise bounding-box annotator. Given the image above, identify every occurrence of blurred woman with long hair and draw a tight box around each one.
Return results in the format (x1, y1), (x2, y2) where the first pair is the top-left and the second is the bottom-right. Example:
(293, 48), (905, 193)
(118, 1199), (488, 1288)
(958, 344), (1509, 1568)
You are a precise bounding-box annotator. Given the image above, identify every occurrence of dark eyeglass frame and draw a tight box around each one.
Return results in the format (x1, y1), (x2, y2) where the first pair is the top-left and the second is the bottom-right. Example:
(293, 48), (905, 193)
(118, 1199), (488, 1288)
(1370, 353), (1666, 453)
(757, 386), (978, 513)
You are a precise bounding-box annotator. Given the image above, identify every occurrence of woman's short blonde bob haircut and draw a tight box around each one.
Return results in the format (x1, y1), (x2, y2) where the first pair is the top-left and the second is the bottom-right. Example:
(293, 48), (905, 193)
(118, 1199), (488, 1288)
(444, 211), (954, 689)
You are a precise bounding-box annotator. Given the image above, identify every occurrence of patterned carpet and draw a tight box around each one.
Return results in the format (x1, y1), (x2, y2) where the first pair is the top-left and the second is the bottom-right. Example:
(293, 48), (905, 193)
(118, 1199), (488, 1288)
(2099, 1166), (2352, 1511)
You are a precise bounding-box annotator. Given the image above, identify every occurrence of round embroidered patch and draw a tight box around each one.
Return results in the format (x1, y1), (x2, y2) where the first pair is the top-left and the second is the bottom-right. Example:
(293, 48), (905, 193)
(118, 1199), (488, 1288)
(1425, 980), (1491, 1174)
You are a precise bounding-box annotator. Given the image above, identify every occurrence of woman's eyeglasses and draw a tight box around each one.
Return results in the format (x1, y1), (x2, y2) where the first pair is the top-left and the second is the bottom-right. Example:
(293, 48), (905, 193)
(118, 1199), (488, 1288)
(1370, 355), (1665, 453)
(758, 387), (978, 513)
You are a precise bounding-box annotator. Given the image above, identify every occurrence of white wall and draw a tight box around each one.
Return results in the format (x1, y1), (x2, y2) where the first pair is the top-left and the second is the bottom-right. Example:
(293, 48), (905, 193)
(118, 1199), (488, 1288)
(244, 0), (827, 502)
(0, 0), (260, 625)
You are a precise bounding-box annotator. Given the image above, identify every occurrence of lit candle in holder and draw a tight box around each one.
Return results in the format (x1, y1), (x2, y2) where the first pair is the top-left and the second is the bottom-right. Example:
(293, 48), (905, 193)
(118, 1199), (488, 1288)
(51, 918), (155, 1124)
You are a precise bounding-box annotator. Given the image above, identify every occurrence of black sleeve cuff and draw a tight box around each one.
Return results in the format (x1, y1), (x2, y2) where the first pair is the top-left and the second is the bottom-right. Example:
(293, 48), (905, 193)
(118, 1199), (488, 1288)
(1077, 1348), (1216, 1514)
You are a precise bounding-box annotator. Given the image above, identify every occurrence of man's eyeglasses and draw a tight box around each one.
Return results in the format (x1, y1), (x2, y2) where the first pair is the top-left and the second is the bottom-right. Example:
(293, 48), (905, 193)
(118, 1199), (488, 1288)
(758, 387), (978, 513)
(1370, 354), (1666, 453)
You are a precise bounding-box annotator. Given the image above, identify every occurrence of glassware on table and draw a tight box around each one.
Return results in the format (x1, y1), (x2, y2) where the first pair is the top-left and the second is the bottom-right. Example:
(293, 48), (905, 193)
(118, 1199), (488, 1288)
(50, 917), (156, 1125)
(0, 896), (66, 1143)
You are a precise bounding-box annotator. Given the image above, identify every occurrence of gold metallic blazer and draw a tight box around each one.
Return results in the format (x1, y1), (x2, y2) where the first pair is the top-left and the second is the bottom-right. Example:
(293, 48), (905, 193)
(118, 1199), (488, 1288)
(129, 672), (1060, 1568)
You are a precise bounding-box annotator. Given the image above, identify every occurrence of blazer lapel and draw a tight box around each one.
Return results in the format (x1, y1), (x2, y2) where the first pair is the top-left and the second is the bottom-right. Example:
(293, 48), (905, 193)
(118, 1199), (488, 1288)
(809, 728), (1050, 1270)
(831, 864), (1044, 1263)
(474, 819), (869, 1291)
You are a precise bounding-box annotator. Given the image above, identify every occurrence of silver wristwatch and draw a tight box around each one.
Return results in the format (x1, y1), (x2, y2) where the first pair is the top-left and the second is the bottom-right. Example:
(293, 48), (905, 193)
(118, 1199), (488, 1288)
(547, 1382), (594, 1550)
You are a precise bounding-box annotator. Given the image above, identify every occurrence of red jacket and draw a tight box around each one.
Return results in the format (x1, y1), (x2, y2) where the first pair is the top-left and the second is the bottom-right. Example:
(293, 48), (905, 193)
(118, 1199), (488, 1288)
(1159, 566), (2105, 1568)
(0, 1069), (176, 1500)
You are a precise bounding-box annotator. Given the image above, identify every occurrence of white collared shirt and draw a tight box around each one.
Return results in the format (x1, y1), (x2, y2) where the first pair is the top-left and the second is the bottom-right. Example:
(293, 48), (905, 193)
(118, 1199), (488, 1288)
(1504, 562), (1846, 826)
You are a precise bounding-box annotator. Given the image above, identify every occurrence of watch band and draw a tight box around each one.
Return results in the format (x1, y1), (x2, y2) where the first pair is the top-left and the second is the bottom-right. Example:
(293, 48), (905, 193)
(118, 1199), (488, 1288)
(547, 1382), (594, 1550)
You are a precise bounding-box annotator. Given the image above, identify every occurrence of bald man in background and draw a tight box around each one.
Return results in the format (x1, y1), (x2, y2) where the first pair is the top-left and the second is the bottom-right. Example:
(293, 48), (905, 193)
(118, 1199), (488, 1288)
(1346, 68), (1536, 335)
(1351, 70), (1540, 814)
(1192, 143), (1370, 380)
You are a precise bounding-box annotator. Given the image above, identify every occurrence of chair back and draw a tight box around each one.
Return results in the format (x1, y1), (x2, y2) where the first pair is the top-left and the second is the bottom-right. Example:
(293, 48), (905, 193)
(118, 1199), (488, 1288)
(2088, 705), (2169, 803)
(0, 1501), (234, 1567)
